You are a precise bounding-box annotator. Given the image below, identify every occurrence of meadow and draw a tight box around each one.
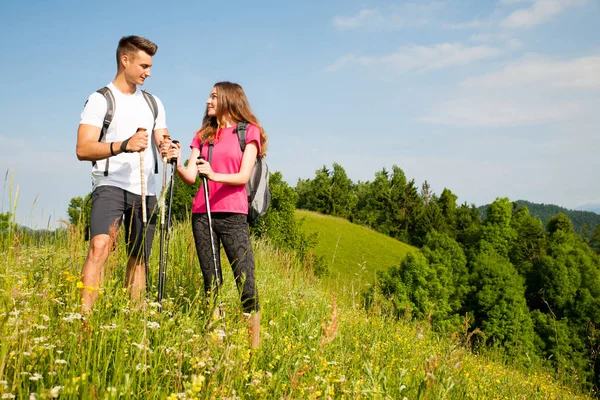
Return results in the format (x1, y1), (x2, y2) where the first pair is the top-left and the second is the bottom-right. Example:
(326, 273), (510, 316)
(297, 209), (416, 284)
(0, 218), (593, 399)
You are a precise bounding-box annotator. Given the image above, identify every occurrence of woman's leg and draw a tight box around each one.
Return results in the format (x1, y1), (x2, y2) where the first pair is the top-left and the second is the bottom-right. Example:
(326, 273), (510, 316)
(216, 213), (260, 347)
(191, 213), (222, 299)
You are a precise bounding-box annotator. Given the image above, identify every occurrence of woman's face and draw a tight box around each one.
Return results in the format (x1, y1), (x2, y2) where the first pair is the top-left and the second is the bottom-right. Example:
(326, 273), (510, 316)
(206, 87), (218, 117)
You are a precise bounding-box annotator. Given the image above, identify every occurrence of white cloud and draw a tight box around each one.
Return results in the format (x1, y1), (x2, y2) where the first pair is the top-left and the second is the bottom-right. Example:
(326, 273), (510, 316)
(446, 18), (493, 29)
(461, 56), (600, 90)
(325, 43), (502, 73)
(420, 54), (600, 128)
(332, 2), (442, 30)
(333, 9), (383, 29)
(501, 0), (589, 29)
(419, 97), (580, 127)
(499, 0), (533, 5)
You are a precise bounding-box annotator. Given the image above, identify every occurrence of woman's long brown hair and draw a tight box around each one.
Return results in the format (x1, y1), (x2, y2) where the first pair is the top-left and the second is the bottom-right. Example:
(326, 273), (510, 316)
(196, 82), (268, 157)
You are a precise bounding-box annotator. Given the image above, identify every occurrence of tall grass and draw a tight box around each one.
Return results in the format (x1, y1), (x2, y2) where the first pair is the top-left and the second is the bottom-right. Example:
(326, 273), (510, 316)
(0, 216), (593, 399)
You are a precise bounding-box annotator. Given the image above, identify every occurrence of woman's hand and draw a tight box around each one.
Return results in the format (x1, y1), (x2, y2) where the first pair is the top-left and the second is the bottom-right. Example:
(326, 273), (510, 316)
(197, 157), (215, 180)
(167, 141), (181, 165)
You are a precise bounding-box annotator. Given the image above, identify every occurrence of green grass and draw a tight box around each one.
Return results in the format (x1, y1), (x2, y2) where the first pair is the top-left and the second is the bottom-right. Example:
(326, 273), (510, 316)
(0, 219), (594, 399)
(296, 209), (416, 284)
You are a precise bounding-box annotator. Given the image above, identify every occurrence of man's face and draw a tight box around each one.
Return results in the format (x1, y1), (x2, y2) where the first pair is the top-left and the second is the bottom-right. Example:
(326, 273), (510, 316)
(123, 50), (152, 86)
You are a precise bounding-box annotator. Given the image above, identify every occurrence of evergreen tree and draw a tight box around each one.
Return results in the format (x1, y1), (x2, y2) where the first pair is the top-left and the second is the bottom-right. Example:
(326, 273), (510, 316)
(0, 212), (14, 231)
(468, 245), (536, 357)
(437, 188), (458, 238)
(330, 163), (355, 219)
(66, 193), (92, 239)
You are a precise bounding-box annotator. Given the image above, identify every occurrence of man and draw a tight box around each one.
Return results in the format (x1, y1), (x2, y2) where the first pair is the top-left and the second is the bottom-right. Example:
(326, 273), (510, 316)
(76, 35), (171, 312)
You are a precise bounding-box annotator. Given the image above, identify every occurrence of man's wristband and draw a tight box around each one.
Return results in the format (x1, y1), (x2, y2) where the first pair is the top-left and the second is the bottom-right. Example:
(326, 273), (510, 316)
(120, 138), (132, 153)
(110, 142), (116, 156)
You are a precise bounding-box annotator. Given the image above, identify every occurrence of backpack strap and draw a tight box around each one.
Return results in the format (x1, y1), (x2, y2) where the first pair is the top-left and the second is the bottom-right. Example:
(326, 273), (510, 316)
(92, 87), (115, 177)
(199, 141), (214, 163)
(234, 122), (249, 153)
(142, 90), (160, 174)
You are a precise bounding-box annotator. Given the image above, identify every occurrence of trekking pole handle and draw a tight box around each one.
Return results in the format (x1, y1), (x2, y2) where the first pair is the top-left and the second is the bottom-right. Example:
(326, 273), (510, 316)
(197, 156), (207, 178)
(169, 140), (179, 164)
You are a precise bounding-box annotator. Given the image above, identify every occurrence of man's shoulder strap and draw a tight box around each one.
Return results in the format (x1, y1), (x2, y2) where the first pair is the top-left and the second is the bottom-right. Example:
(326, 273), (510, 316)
(141, 90), (160, 174)
(96, 87), (115, 142)
(141, 90), (159, 121)
(234, 122), (250, 152)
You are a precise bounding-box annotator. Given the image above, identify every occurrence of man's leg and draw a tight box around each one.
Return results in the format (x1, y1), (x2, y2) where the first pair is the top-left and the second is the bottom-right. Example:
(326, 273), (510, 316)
(81, 234), (112, 313)
(124, 193), (157, 306)
(125, 255), (146, 306)
(81, 186), (125, 313)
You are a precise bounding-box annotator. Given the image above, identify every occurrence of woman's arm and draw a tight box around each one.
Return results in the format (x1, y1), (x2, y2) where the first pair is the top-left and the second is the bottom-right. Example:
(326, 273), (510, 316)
(169, 144), (200, 185)
(197, 142), (258, 186)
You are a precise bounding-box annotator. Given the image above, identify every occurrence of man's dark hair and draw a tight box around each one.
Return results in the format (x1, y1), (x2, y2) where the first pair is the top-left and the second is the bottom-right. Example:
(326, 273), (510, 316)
(116, 36), (158, 68)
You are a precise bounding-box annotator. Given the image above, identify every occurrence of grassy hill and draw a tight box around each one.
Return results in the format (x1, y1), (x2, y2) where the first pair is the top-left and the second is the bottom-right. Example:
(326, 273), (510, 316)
(296, 209), (417, 284)
(0, 224), (592, 398)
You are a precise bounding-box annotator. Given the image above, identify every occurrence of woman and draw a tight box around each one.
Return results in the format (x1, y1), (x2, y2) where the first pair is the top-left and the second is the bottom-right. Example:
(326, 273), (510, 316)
(170, 82), (267, 348)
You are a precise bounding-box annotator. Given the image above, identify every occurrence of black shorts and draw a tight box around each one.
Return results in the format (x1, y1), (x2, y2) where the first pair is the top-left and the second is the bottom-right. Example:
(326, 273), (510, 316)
(89, 185), (157, 258)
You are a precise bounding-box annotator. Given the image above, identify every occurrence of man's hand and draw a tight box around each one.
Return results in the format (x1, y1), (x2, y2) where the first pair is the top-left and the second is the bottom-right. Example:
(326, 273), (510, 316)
(159, 135), (173, 158)
(126, 128), (149, 153)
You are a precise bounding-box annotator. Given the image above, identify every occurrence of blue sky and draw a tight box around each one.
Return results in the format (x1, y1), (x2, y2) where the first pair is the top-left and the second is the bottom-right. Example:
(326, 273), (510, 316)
(1, 0), (599, 228)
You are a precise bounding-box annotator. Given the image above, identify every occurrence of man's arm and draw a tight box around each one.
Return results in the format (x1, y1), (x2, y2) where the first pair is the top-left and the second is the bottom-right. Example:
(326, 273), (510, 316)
(76, 124), (149, 161)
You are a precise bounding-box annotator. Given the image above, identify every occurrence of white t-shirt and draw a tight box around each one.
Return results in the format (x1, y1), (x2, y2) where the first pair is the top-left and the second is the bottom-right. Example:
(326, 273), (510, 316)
(80, 82), (167, 195)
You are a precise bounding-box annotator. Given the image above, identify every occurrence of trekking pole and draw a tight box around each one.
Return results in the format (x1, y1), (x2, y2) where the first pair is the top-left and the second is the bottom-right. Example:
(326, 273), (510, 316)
(138, 128), (150, 293)
(157, 134), (169, 302)
(158, 139), (178, 303)
(199, 156), (220, 294)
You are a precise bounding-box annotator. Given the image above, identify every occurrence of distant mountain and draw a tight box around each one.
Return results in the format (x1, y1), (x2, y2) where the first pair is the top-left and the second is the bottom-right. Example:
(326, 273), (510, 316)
(576, 203), (600, 215)
(479, 200), (600, 235)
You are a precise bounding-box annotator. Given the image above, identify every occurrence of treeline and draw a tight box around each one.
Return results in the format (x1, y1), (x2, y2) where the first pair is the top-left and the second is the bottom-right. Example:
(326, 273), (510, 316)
(480, 199), (600, 237)
(297, 162), (600, 392)
(296, 163), (480, 247)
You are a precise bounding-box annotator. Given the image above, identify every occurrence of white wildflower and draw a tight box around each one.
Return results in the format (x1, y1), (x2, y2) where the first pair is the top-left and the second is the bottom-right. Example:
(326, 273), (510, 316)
(61, 313), (83, 323)
(146, 321), (160, 330)
(55, 359), (67, 365)
(41, 314), (50, 321)
(100, 323), (117, 330)
(49, 386), (62, 398)
(2, 394), (15, 399)
(135, 363), (150, 371)
(22, 352), (31, 357)
(36, 325), (47, 330)
(0, 380), (7, 388)
(148, 302), (161, 308)
(29, 373), (43, 381)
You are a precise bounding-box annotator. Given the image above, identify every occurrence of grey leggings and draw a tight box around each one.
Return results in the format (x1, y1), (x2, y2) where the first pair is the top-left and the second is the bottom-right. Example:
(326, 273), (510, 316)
(192, 212), (259, 313)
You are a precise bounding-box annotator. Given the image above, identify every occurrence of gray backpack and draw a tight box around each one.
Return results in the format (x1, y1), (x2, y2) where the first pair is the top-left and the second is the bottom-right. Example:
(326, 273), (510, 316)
(235, 122), (271, 223)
